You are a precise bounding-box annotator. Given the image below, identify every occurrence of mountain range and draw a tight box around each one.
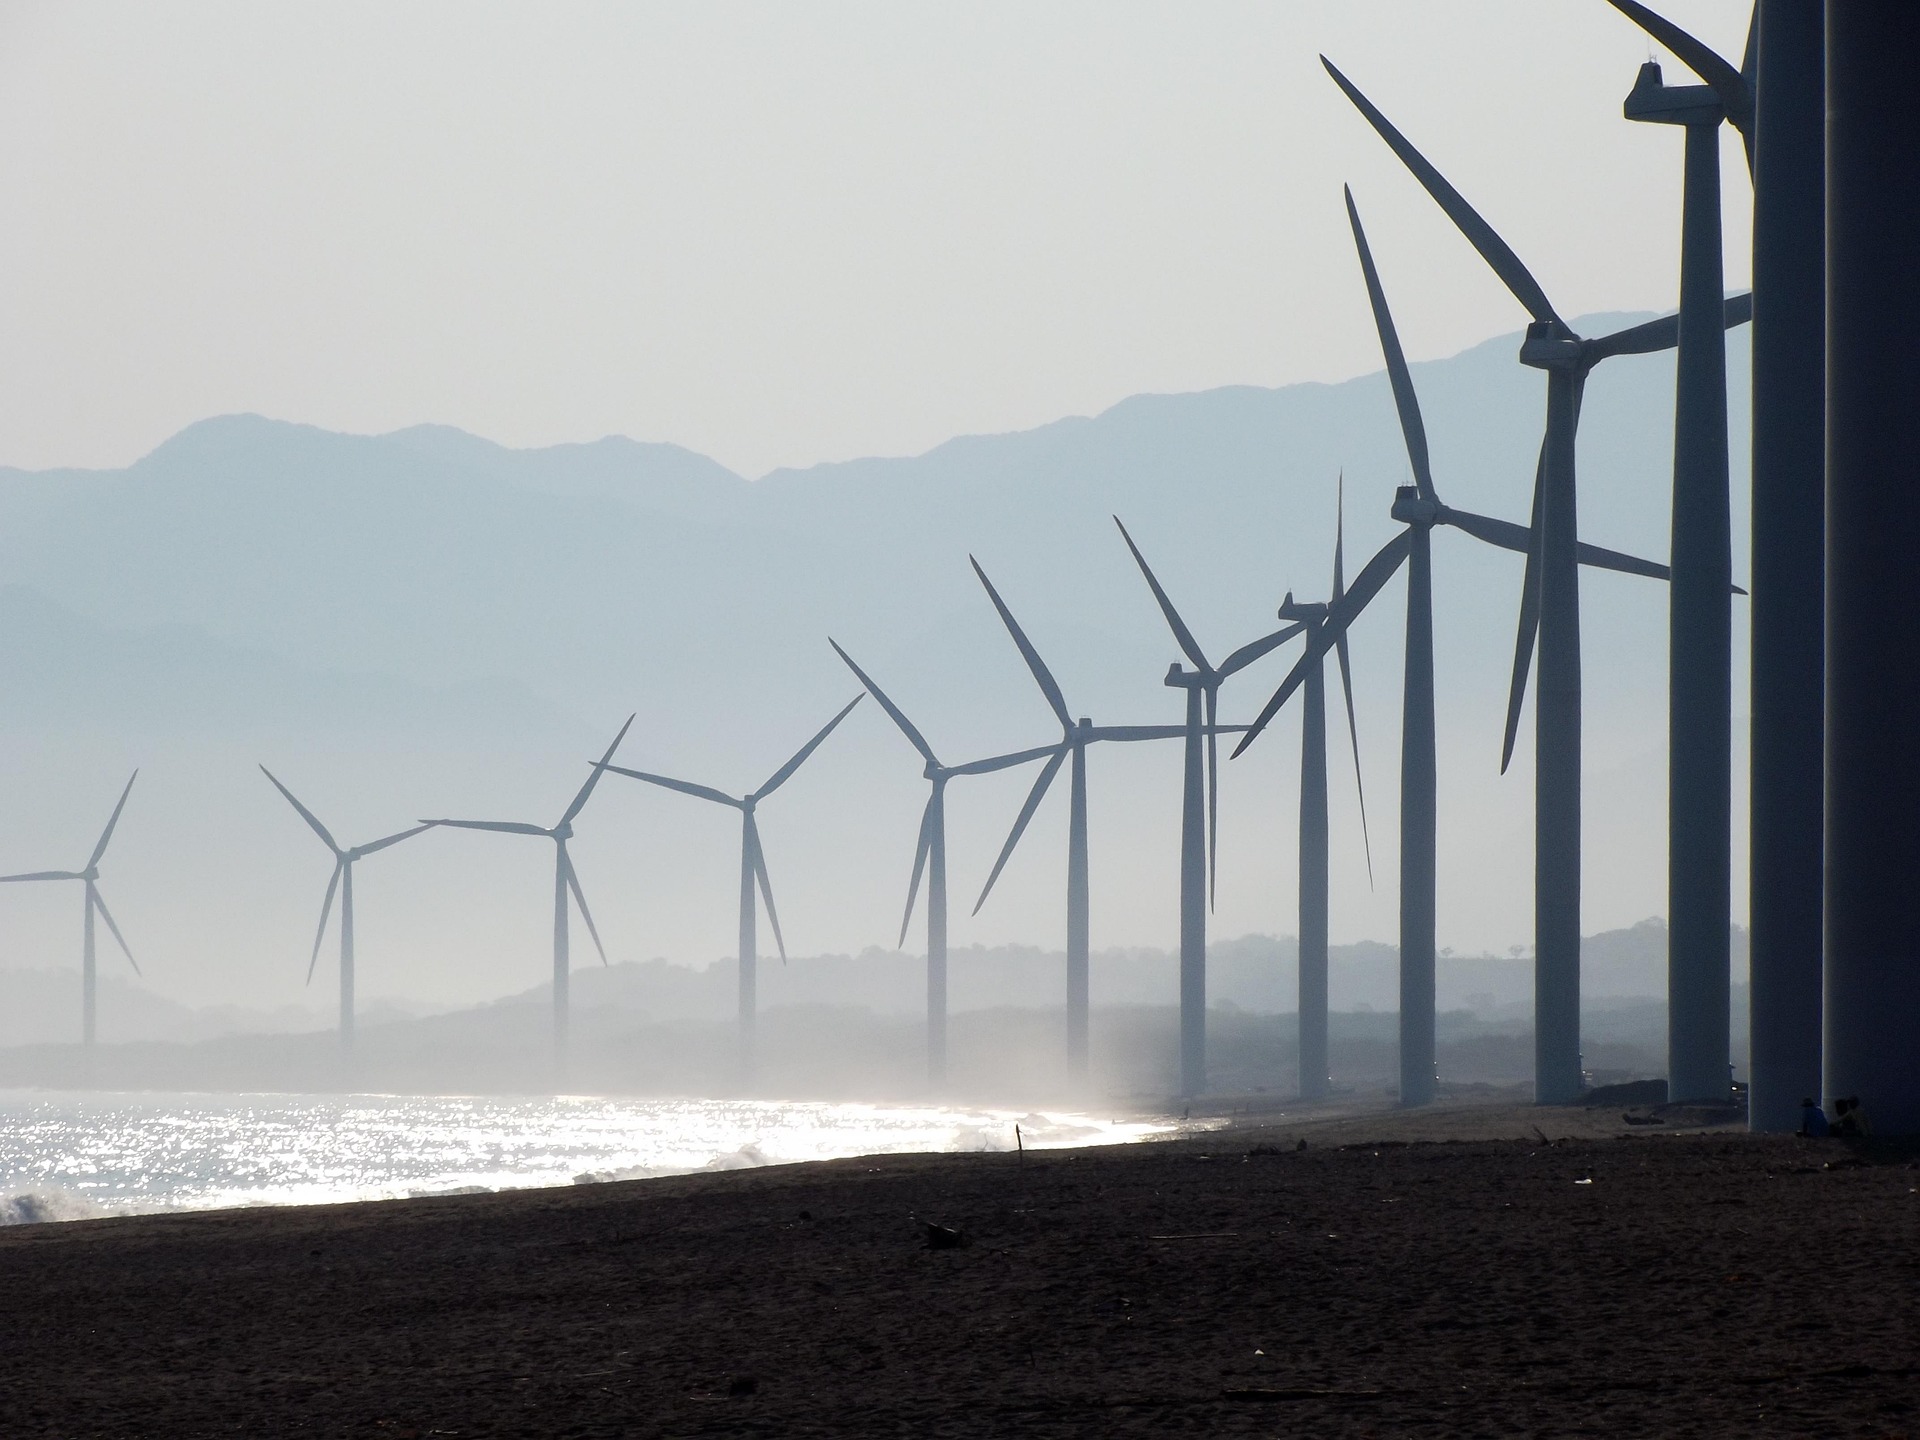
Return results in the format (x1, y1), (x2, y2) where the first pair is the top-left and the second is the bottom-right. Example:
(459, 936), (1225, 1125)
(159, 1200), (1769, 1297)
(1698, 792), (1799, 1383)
(0, 315), (1751, 1019)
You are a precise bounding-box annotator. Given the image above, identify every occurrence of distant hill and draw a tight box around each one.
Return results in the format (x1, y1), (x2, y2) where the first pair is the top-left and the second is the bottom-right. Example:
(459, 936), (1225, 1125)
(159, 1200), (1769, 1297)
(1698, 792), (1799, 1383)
(0, 319), (1751, 1020)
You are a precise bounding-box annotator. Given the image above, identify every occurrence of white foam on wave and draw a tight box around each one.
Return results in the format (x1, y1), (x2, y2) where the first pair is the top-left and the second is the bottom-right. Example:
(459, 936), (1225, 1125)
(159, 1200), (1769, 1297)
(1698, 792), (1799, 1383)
(0, 1187), (106, 1226)
(0, 1091), (1173, 1218)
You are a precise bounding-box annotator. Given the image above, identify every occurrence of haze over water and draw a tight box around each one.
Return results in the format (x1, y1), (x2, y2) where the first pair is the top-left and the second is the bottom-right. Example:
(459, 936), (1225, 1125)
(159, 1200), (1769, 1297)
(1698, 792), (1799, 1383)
(0, 1090), (1167, 1223)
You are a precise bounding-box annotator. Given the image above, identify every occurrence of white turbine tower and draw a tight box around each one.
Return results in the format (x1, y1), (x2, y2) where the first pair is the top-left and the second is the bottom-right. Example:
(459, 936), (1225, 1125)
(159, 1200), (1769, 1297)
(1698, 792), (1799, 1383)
(0, 772), (141, 1046)
(421, 716), (635, 1068)
(259, 766), (432, 1053)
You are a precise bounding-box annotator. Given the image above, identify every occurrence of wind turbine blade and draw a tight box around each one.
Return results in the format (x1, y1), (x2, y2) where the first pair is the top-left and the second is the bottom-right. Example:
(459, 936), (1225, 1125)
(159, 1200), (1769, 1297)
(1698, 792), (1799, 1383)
(259, 766), (341, 854)
(1205, 686), (1220, 910)
(308, 860), (343, 984)
(1086, 725), (1190, 742)
(600, 765), (741, 809)
(970, 557), (1073, 729)
(1219, 621), (1308, 679)
(1441, 506), (1531, 555)
(830, 639), (940, 767)
(1335, 626), (1373, 888)
(1345, 186), (1436, 502)
(1231, 531), (1412, 759)
(973, 745), (1067, 916)
(756, 694), (864, 800)
(1500, 443), (1548, 776)
(1577, 541), (1670, 583)
(0, 870), (83, 883)
(1605, 0), (1752, 134)
(561, 714), (637, 825)
(747, 818), (787, 964)
(354, 824), (434, 857)
(1586, 293), (1752, 363)
(91, 888), (138, 975)
(561, 849), (608, 966)
(948, 744), (1060, 777)
(1113, 517), (1212, 673)
(1323, 57), (1560, 327)
(87, 772), (138, 871)
(418, 819), (551, 836)
(899, 795), (935, 949)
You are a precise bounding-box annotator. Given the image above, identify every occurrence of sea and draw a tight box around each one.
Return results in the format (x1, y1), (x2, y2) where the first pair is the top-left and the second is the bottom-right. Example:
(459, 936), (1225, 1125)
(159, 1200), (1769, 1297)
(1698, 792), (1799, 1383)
(0, 1090), (1170, 1224)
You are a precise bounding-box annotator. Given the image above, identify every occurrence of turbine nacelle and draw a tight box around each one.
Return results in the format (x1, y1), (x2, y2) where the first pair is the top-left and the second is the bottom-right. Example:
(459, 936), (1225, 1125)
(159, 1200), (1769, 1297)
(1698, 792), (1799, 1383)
(1623, 60), (1724, 126)
(1276, 594), (1329, 625)
(1163, 662), (1207, 690)
(1519, 320), (1584, 371)
(1390, 486), (1441, 526)
(550, 821), (573, 842)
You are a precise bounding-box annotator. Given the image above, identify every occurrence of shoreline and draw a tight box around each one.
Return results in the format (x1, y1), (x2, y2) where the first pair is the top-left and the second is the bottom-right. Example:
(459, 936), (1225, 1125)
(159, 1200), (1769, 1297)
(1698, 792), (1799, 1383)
(1, 1096), (1907, 1436)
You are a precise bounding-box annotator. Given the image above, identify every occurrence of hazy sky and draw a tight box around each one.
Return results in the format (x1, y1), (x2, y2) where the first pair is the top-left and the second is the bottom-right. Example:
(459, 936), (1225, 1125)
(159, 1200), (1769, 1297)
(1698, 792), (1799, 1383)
(0, 1), (1751, 479)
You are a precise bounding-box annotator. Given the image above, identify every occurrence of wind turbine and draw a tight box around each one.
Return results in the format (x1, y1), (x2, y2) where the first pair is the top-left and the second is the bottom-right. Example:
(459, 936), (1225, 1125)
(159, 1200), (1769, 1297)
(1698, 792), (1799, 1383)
(966, 556), (1217, 1079)
(596, 695), (863, 1081)
(1236, 188), (1685, 1108)
(0, 772), (140, 1047)
(829, 638), (1056, 1088)
(1112, 517), (1303, 1100)
(259, 767), (432, 1053)
(1321, 56), (1750, 1102)
(1272, 484), (1373, 1103)
(420, 716), (634, 1065)
(1609, 0), (1755, 1103)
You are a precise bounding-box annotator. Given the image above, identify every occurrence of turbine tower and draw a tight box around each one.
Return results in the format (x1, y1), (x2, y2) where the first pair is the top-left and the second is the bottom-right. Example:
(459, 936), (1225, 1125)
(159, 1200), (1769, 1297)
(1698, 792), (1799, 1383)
(1609, 0), (1755, 1104)
(1273, 485), (1372, 1103)
(829, 638), (1054, 1088)
(1323, 56), (1750, 1101)
(1113, 517), (1302, 1100)
(968, 556), (1205, 1078)
(421, 716), (634, 1067)
(597, 695), (862, 1081)
(1237, 188), (1683, 1108)
(0, 773), (140, 1047)
(259, 767), (432, 1053)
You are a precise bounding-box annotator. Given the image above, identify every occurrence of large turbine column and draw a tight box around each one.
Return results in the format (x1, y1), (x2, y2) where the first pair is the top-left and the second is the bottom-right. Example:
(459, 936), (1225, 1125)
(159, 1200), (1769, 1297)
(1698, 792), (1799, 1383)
(339, 861), (356, 1052)
(926, 772), (949, 1088)
(1167, 667), (1208, 1099)
(551, 836), (571, 1065)
(1297, 636), (1330, 1102)
(1519, 330), (1588, 1106)
(1625, 61), (1735, 1104)
(1824, 3), (1920, 1134)
(1066, 724), (1091, 1077)
(738, 811), (758, 1080)
(1748, 0), (1826, 1132)
(82, 881), (97, 1048)
(1398, 514), (1437, 1108)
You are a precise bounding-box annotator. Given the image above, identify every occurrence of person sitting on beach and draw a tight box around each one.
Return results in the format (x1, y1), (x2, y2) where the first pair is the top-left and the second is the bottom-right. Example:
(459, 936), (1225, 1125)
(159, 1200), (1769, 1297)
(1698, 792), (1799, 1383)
(1799, 1097), (1830, 1137)
(1834, 1096), (1872, 1138)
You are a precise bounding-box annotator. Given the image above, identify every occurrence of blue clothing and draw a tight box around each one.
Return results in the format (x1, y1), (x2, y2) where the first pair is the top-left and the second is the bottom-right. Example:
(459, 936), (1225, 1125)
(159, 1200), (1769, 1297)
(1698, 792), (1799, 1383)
(1801, 1103), (1830, 1137)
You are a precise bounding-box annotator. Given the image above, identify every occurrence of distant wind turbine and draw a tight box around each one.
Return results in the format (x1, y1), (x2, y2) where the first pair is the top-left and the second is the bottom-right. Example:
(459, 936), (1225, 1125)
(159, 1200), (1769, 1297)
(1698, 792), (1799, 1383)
(259, 766), (432, 1053)
(1320, 55), (1750, 1102)
(421, 716), (635, 1065)
(1113, 517), (1302, 1099)
(0, 772), (140, 1047)
(1610, 0), (1756, 1100)
(830, 638), (1056, 1087)
(598, 695), (863, 1081)
(967, 556), (1206, 1078)
(1236, 188), (1684, 1107)
(1271, 483), (1373, 1103)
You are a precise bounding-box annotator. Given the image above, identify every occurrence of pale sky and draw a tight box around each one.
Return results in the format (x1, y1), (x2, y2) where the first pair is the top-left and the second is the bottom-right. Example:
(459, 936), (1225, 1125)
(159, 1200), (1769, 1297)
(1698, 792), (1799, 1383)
(0, 1), (1753, 479)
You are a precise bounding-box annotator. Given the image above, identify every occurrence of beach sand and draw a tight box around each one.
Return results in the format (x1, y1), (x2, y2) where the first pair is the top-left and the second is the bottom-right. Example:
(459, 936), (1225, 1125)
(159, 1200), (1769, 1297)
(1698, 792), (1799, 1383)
(1, 1092), (1913, 1437)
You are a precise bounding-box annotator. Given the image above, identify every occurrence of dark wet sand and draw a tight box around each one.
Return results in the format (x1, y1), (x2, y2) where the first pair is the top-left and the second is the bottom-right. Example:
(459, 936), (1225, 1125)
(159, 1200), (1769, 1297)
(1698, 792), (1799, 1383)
(1, 1097), (1914, 1437)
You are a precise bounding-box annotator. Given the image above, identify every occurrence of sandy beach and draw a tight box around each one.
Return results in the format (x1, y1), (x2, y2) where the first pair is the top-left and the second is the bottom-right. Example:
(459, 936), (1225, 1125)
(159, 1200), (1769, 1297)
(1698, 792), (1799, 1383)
(1, 1093), (1913, 1438)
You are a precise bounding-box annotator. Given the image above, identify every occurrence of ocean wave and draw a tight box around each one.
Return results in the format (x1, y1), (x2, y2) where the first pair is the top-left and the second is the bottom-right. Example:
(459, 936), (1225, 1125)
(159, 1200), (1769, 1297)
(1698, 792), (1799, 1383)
(1, 1188), (105, 1226)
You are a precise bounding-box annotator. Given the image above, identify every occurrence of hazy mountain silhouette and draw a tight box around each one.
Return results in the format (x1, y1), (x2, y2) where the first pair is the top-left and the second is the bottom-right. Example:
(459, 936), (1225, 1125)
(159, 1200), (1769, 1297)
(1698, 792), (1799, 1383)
(0, 316), (1750, 1016)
